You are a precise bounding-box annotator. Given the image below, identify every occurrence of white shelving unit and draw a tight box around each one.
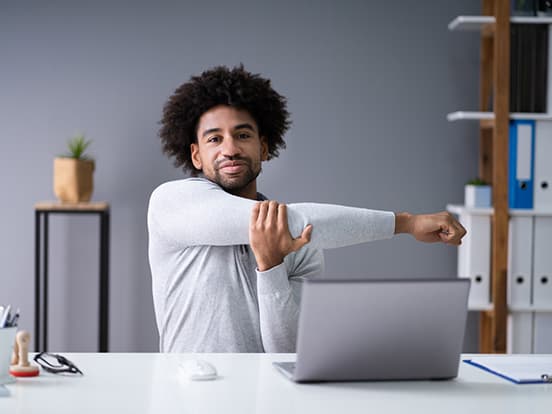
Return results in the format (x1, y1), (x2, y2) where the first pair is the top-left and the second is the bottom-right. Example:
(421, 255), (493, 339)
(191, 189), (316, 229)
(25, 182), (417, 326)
(447, 204), (552, 217)
(449, 15), (552, 31)
(448, 203), (552, 352)
(447, 111), (552, 122)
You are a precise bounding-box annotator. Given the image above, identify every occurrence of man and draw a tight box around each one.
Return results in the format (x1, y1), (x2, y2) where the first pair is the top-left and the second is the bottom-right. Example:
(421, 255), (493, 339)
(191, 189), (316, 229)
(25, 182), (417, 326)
(148, 65), (466, 353)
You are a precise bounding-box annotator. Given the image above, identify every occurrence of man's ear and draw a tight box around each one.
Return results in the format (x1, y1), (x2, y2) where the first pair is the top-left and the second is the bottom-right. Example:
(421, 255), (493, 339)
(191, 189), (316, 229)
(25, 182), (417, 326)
(190, 143), (203, 170)
(260, 137), (269, 161)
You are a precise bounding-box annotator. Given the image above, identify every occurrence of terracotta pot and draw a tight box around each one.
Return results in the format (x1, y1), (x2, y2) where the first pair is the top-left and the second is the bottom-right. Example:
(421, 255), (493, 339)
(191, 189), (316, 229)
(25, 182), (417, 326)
(53, 157), (95, 203)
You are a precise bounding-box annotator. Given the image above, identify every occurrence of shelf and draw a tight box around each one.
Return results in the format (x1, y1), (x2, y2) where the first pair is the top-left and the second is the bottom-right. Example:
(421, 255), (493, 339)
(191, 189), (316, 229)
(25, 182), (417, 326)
(447, 204), (552, 217)
(449, 15), (552, 31)
(447, 111), (552, 122)
(469, 303), (552, 312)
(468, 303), (494, 312)
(509, 306), (552, 312)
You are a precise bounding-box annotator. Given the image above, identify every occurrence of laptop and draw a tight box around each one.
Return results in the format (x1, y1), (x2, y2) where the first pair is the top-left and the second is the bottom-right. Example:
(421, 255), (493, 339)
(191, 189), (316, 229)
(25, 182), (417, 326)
(273, 278), (470, 382)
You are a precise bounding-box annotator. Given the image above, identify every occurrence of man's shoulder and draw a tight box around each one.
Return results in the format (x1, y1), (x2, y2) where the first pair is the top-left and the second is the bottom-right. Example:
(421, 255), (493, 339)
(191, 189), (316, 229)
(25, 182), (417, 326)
(150, 177), (219, 198)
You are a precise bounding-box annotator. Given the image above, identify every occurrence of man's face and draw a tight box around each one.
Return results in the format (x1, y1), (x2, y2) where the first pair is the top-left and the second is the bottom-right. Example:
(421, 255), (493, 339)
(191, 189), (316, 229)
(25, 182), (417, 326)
(191, 105), (268, 198)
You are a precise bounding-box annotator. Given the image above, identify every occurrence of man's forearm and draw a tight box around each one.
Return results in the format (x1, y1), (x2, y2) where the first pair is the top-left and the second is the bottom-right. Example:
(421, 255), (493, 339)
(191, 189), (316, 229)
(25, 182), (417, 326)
(393, 211), (466, 245)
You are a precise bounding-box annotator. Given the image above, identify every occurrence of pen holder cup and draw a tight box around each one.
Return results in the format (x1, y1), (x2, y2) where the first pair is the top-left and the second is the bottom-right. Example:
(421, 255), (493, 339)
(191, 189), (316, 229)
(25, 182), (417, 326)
(0, 327), (17, 384)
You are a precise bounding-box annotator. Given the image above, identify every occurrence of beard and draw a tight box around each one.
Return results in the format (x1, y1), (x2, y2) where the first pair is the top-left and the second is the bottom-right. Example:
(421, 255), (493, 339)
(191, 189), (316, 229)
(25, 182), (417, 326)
(211, 156), (261, 195)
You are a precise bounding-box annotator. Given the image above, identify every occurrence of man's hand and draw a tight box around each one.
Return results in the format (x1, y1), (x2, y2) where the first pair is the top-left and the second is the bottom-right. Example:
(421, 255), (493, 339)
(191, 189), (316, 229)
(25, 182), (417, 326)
(395, 211), (466, 246)
(249, 201), (313, 271)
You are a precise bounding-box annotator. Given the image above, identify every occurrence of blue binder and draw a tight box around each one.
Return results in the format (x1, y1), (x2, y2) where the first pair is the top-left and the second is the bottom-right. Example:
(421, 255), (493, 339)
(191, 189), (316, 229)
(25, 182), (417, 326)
(509, 120), (535, 209)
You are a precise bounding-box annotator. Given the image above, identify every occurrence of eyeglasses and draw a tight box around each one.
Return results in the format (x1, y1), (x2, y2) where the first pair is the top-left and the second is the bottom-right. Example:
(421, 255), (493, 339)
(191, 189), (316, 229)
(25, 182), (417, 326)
(33, 352), (84, 375)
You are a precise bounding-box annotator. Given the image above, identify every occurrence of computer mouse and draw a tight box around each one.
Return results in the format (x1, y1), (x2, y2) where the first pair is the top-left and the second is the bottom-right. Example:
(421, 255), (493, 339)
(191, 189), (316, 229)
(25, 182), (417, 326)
(179, 359), (218, 381)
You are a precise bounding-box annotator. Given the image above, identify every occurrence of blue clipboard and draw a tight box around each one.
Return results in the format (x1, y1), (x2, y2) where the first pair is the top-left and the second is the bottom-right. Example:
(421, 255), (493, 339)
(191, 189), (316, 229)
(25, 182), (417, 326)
(464, 358), (552, 384)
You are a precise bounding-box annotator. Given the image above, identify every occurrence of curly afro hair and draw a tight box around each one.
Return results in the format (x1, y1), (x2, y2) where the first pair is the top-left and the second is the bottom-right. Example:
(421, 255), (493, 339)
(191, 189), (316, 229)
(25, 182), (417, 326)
(159, 65), (291, 174)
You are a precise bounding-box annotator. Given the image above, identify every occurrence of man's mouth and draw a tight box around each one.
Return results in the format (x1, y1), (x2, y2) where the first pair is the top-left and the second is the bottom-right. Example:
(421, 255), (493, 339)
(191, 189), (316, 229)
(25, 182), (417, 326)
(218, 161), (246, 174)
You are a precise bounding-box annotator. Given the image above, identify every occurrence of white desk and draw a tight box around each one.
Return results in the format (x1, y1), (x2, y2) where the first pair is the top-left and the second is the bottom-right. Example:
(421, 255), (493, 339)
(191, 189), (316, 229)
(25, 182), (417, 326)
(1, 353), (551, 414)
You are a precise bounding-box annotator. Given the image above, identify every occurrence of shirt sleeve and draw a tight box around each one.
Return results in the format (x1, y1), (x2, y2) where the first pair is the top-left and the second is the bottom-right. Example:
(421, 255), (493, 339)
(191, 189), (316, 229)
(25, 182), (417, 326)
(148, 177), (396, 250)
(256, 247), (324, 353)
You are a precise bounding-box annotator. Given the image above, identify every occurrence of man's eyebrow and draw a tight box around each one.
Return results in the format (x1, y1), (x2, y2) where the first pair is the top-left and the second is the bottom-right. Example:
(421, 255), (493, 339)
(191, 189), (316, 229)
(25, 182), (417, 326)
(202, 128), (221, 138)
(233, 123), (256, 132)
(201, 123), (256, 138)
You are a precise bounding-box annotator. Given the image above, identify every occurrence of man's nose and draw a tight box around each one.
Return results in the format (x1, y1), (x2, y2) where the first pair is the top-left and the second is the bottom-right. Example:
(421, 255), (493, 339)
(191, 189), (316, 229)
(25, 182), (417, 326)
(221, 136), (241, 157)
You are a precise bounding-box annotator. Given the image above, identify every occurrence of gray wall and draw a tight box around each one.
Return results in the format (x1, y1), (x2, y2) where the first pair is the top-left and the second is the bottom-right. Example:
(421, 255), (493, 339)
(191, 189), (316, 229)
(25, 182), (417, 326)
(0, 0), (482, 352)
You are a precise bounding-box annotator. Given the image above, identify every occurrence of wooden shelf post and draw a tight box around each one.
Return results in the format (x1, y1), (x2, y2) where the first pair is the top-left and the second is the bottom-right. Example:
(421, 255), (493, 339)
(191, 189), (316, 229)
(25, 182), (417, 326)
(478, 0), (510, 353)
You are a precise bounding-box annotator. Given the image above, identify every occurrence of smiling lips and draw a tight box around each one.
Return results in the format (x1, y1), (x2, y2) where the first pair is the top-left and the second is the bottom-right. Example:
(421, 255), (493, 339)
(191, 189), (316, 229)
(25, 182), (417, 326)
(218, 160), (246, 174)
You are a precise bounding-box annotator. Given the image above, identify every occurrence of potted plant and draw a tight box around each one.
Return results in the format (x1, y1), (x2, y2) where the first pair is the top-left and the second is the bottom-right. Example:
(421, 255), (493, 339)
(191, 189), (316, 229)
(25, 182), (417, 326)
(53, 134), (95, 203)
(465, 178), (492, 208)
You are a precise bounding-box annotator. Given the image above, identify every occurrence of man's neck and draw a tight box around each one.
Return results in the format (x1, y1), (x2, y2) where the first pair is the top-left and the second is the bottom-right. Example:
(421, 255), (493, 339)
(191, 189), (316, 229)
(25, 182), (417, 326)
(230, 181), (258, 200)
(200, 174), (258, 200)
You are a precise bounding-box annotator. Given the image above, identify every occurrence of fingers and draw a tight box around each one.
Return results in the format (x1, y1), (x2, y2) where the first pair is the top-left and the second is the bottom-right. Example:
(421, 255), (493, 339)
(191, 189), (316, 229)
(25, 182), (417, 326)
(252, 200), (313, 253)
(266, 200), (278, 225)
(438, 212), (467, 246)
(291, 224), (313, 252)
(256, 200), (269, 226)
(250, 202), (261, 227)
(278, 203), (288, 231)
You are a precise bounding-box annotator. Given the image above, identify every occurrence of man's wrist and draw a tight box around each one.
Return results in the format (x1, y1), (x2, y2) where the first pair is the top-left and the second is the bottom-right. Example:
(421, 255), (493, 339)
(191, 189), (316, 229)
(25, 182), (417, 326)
(394, 212), (414, 235)
(257, 258), (284, 272)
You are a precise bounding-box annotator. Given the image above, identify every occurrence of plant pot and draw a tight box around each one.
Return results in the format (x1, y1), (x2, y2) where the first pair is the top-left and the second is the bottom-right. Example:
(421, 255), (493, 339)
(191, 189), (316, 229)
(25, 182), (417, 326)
(53, 157), (95, 203)
(465, 184), (492, 208)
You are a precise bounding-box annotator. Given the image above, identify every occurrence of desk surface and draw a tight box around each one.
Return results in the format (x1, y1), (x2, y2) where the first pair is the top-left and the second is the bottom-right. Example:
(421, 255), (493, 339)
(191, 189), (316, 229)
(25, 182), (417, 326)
(1, 353), (551, 414)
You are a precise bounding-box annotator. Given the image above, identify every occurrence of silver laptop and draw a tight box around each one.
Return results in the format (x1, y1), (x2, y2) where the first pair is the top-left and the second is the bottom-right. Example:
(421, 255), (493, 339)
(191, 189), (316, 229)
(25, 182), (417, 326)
(273, 278), (470, 382)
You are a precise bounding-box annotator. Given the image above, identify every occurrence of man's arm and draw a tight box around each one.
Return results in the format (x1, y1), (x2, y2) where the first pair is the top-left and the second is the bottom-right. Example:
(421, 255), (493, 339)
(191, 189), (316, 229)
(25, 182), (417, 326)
(394, 211), (466, 245)
(249, 201), (321, 352)
(147, 178), (395, 249)
(248, 202), (466, 352)
(249, 201), (312, 271)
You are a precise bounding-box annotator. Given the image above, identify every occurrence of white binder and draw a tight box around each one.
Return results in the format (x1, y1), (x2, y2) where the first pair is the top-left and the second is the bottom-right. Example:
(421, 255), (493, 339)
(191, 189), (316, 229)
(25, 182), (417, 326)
(534, 313), (552, 353)
(508, 216), (533, 309)
(507, 312), (533, 354)
(534, 121), (552, 209)
(533, 217), (552, 308)
(457, 212), (491, 309)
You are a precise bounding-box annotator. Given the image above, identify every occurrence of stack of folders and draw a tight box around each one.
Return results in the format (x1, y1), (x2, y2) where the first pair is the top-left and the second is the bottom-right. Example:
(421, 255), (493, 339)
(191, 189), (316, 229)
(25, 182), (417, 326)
(510, 24), (548, 114)
(508, 120), (552, 210)
(507, 21), (552, 210)
(511, 0), (552, 18)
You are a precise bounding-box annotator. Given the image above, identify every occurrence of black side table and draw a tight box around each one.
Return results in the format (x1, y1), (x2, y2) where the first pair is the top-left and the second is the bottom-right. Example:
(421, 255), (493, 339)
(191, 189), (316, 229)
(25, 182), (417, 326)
(34, 201), (110, 352)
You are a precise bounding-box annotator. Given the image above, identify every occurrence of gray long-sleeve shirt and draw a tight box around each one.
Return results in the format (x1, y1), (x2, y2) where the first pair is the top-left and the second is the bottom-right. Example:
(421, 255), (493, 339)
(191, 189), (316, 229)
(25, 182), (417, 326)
(147, 177), (395, 353)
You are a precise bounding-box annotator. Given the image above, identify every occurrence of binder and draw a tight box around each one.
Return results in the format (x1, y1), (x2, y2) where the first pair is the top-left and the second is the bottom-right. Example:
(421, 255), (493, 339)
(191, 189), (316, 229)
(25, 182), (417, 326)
(509, 120), (535, 209)
(534, 24), (548, 113)
(510, 25), (548, 112)
(548, 25), (552, 113)
(533, 217), (552, 308)
(507, 312), (533, 353)
(508, 216), (533, 309)
(534, 313), (552, 353)
(534, 121), (552, 209)
(464, 356), (552, 384)
(457, 212), (491, 309)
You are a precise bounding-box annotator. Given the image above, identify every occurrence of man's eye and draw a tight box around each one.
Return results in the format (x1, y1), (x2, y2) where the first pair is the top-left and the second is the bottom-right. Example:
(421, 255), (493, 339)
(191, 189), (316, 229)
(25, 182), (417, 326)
(238, 133), (250, 139)
(207, 136), (220, 143)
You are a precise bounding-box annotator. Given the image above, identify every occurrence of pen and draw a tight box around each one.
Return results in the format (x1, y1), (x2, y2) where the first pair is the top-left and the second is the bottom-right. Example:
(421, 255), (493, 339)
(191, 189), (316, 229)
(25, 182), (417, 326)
(8, 309), (20, 327)
(0, 305), (11, 328)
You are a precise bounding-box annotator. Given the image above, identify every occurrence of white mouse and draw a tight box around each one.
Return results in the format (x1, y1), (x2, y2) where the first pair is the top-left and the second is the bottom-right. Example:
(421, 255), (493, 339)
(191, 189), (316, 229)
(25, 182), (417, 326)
(179, 359), (218, 381)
